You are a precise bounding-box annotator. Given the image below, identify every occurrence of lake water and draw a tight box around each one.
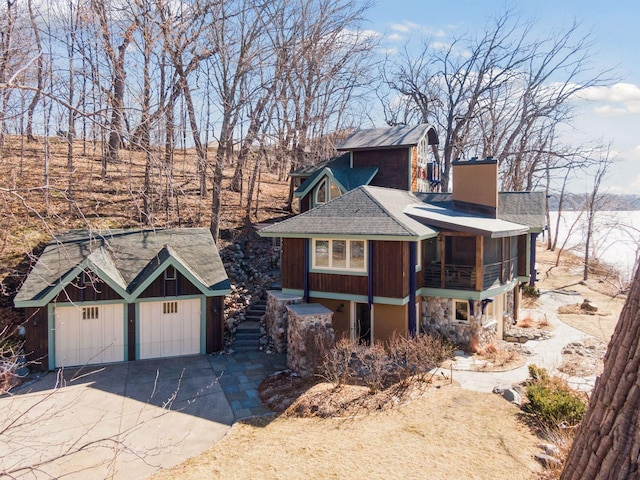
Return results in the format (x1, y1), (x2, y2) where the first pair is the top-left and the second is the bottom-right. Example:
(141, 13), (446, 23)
(544, 210), (640, 282)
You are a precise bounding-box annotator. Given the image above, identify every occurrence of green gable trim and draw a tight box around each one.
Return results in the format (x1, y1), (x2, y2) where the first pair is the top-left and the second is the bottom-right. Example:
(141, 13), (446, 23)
(15, 260), (129, 308)
(48, 304), (55, 370)
(128, 256), (230, 299)
(294, 168), (347, 198)
(418, 279), (518, 301)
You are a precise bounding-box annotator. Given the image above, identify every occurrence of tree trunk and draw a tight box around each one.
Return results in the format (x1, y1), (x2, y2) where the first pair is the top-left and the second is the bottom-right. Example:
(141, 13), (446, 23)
(560, 260), (640, 479)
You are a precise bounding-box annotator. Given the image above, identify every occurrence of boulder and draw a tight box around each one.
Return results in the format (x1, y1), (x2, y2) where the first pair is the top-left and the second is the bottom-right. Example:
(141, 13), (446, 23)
(581, 299), (598, 312)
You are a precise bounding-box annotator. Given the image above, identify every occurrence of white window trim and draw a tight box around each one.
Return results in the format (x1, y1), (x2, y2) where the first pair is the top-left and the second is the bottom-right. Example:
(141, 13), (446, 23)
(312, 238), (367, 273)
(452, 299), (470, 324)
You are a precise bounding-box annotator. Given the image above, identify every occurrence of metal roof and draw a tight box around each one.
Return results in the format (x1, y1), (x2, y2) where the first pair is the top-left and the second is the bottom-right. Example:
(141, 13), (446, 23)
(336, 124), (437, 151)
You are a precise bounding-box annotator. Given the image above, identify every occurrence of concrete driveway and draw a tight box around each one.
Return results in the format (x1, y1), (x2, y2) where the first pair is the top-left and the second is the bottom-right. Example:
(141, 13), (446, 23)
(0, 355), (246, 479)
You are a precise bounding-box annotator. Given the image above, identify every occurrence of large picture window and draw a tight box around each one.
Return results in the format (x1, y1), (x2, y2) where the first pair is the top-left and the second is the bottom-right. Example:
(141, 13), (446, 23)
(313, 239), (366, 272)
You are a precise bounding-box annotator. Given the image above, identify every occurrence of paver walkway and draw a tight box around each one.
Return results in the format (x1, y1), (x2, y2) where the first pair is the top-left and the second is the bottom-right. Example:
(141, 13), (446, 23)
(435, 290), (594, 392)
(208, 350), (286, 420)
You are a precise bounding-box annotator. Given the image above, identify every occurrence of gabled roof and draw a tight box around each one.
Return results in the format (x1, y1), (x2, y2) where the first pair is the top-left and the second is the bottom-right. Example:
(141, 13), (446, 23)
(15, 228), (230, 307)
(337, 124), (438, 151)
(260, 186), (438, 240)
(294, 165), (378, 198)
(290, 153), (350, 179)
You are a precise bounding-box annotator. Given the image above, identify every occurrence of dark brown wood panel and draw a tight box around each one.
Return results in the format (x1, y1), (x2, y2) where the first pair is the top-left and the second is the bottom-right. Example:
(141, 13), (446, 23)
(138, 271), (201, 298)
(300, 194), (310, 213)
(309, 272), (368, 295)
(127, 303), (136, 361)
(352, 148), (410, 190)
(372, 241), (409, 298)
(24, 307), (49, 371)
(517, 234), (527, 277)
(206, 296), (224, 353)
(54, 274), (122, 303)
(281, 238), (305, 290)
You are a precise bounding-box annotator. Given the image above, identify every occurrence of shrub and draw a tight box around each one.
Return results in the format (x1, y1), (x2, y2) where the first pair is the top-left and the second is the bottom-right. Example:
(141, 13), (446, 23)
(522, 284), (541, 298)
(318, 333), (454, 392)
(525, 365), (586, 427)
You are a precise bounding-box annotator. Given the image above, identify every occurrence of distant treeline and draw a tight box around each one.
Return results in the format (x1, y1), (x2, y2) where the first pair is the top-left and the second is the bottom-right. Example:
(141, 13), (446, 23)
(548, 194), (640, 211)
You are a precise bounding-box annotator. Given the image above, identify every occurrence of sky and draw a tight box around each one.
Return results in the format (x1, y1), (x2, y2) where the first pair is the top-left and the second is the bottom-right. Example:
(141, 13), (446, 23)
(365, 0), (640, 194)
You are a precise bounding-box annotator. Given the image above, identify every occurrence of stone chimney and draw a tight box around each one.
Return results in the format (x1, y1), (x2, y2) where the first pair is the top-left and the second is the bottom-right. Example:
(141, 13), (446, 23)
(451, 157), (498, 217)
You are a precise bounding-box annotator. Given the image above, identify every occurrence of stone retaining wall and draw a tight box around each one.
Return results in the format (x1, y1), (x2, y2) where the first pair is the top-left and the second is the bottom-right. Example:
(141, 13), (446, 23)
(264, 291), (303, 353)
(286, 304), (335, 377)
(420, 297), (497, 350)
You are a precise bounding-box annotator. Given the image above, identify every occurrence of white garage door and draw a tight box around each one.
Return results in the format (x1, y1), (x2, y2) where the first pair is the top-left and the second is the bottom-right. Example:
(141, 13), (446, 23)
(54, 304), (125, 368)
(139, 298), (201, 359)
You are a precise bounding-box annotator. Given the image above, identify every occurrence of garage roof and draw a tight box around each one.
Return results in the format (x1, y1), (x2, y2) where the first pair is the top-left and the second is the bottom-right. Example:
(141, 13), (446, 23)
(15, 228), (230, 307)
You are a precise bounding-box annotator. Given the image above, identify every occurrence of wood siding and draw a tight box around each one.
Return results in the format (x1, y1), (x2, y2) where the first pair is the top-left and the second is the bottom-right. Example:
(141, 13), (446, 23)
(299, 194), (311, 213)
(517, 234), (527, 277)
(373, 241), (410, 298)
(411, 146), (418, 191)
(309, 272), (368, 295)
(138, 271), (202, 298)
(352, 148), (409, 190)
(24, 307), (49, 371)
(282, 238), (305, 290)
(128, 303), (136, 361)
(206, 296), (224, 353)
(54, 275), (122, 303)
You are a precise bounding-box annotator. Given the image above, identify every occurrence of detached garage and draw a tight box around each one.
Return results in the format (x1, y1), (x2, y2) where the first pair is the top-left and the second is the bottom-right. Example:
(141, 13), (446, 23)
(15, 228), (230, 371)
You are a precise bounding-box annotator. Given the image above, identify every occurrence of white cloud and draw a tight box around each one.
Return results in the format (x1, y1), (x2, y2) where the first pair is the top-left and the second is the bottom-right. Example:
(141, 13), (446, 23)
(579, 83), (640, 116)
(389, 20), (446, 38)
(387, 33), (403, 42)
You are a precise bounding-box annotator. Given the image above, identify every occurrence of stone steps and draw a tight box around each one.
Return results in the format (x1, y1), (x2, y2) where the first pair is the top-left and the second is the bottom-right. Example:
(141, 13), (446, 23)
(234, 320), (261, 351)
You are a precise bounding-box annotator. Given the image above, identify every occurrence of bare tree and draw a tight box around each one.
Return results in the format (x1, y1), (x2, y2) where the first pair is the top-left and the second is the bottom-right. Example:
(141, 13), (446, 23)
(560, 257), (640, 479)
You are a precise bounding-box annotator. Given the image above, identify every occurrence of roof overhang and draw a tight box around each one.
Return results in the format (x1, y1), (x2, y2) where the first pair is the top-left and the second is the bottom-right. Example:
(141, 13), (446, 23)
(404, 204), (529, 238)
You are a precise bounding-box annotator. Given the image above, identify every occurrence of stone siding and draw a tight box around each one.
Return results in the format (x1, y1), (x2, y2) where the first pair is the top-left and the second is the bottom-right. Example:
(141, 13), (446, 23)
(420, 296), (497, 350)
(265, 290), (303, 353)
(286, 304), (335, 377)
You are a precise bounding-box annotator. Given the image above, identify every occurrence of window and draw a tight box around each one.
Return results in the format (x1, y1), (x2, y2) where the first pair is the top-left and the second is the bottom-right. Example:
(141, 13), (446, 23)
(314, 178), (342, 206)
(453, 300), (469, 323)
(163, 301), (178, 315)
(82, 306), (99, 320)
(164, 266), (177, 280)
(313, 239), (366, 272)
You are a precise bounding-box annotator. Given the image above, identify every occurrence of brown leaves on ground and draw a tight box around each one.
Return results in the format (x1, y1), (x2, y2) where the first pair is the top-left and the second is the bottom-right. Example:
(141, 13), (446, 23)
(557, 303), (611, 316)
(259, 370), (453, 418)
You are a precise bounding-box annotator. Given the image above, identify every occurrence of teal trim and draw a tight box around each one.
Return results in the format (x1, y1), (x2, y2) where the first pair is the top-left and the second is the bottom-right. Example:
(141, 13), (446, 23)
(135, 302), (140, 360)
(518, 276), (530, 282)
(122, 304), (128, 361)
(294, 169), (347, 199)
(260, 232), (437, 241)
(48, 304), (55, 370)
(310, 268), (367, 277)
(418, 279), (518, 301)
(282, 288), (410, 306)
(129, 256), (229, 299)
(200, 297), (206, 354)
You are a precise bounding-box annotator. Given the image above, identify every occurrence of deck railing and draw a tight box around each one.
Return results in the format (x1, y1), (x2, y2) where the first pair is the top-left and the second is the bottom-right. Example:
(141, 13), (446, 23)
(424, 256), (518, 291)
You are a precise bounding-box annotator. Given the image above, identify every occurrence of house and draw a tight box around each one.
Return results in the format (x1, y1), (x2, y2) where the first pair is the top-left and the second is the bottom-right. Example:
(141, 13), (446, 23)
(293, 124), (441, 212)
(14, 228), (230, 370)
(260, 126), (545, 350)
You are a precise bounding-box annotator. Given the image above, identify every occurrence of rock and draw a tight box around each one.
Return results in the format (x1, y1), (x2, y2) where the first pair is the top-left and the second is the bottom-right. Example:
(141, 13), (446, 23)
(535, 453), (562, 468)
(537, 443), (561, 457)
(501, 388), (522, 405)
(581, 299), (598, 312)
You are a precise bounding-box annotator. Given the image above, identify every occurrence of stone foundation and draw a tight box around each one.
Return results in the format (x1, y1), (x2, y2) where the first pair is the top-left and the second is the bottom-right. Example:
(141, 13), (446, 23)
(265, 290), (303, 353)
(420, 297), (497, 350)
(286, 304), (335, 377)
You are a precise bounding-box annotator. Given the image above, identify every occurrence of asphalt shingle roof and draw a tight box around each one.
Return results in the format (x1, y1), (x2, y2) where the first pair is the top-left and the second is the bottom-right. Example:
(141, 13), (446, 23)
(261, 186), (438, 238)
(15, 228), (229, 306)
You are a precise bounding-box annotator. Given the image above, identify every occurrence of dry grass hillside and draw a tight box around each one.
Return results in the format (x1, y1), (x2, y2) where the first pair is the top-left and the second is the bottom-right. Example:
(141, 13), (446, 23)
(0, 136), (290, 323)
